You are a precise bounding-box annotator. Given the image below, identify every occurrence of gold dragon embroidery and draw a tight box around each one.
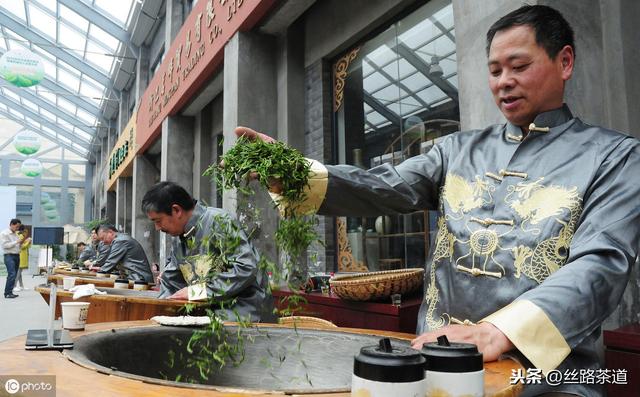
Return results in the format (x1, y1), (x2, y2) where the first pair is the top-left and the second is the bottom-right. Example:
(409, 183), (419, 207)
(508, 179), (582, 283)
(425, 216), (456, 330)
(442, 174), (493, 218)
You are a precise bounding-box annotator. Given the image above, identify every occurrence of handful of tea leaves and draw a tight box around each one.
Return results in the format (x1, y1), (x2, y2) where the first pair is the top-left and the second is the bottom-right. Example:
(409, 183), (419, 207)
(207, 137), (312, 212)
(206, 136), (321, 287)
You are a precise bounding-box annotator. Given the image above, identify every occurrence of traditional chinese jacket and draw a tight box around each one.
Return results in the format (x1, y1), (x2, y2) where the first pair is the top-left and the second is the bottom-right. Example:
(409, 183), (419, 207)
(77, 244), (96, 263)
(159, 203), (275, 323)
(301, 105), (640, 397)
(100, 233), (153, 283)
(94, 241), (111, 267)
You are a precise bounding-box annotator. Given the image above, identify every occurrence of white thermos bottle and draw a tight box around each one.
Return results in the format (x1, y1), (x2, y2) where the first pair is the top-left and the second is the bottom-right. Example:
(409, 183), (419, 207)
(352, 338), (426, 397)
(422, 335), (484, 397)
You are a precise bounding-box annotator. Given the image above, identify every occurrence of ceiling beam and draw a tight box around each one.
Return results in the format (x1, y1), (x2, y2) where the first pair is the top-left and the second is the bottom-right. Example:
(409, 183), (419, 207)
(0, 10), (111, 87)
(57, 0), (130, 42)
(363, 57), (432, 111)
(429, 17), (455, 44)
(395, 43), (458, 103)
(363, 92), (401, 127)
(0, 129), (19, 151)
(0, 110), (88, 158)
(0, 95), (91, 149)
(33, 144), (61, 158)
(1, 85), (96, 137)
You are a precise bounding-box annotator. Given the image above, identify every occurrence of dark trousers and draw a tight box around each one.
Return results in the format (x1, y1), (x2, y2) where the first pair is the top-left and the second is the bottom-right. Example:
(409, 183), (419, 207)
(3, 254), (19, 296)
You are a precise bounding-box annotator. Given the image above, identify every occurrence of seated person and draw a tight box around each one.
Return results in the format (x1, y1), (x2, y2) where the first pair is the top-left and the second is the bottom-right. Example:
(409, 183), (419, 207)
(142, 181), (275, 323)
(95, 225), (154, 283)
(76, 241), (95, 265)
(85, 226), (110, 269)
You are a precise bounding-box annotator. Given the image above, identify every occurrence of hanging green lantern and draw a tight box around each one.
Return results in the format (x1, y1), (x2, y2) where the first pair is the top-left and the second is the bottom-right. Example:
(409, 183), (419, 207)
(0, 49), (45, 87)
(21, 158), (43, 177)
(13, 130), (41, 155)
(42, 201), (57, 211)
(44, 208), (59, 220)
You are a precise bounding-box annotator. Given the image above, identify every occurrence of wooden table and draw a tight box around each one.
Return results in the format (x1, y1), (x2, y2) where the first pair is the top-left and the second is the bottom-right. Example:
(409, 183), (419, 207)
(46, 274), (156, 289)
(53, 268), (98, 277)
(36, 286), (202, 324)
(47, 274), (117, 288)
(603, 323), (640, 397)
(0, 321), (522, 396)
(272, 288), (422, 333)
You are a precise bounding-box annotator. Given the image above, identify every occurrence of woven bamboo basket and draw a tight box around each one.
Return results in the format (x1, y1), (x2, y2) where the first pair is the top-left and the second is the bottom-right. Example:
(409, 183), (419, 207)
(329, 268), (424, 301)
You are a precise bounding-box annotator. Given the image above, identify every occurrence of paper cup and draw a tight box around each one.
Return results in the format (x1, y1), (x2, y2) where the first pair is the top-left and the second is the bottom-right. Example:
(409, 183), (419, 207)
(62, 276), (76, 290)
(61, 302), (90, 330)
(114, 279), (129, 289)
(133, 281), (149, 291)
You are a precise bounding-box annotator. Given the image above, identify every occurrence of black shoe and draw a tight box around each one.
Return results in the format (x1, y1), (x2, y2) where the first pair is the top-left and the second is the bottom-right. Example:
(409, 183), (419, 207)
(4, 293), (18, 298)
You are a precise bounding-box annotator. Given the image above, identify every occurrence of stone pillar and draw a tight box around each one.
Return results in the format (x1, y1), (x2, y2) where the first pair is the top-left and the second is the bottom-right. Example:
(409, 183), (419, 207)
(160, 116), (195, 186)
(85, 163), (93, 223)
(105, 191), (116, 225)
(159, 115), (194, 266)
(275, 22), (312, 278)
(600, 0), (640, 139)
(132, 154), (159, 264)
(192, 105), (213, 205)
(276, 21), (305, 151)
(135, 45), (150, 101)
(116, 177), (133, 232)
(452, 0), (518, 130)
(165, 0), (186, 45)
(118, 91), (129, 134)
(223, 31), (279, 266)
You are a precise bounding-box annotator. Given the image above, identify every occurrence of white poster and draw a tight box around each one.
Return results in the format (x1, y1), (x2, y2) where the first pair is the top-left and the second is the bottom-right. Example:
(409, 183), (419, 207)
(0, 186), (17, 254)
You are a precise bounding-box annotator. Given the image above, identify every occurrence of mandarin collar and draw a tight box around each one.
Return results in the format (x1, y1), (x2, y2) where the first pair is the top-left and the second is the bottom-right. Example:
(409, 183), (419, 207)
(181, 201), (205, 239)
(505, 104), (574, 141)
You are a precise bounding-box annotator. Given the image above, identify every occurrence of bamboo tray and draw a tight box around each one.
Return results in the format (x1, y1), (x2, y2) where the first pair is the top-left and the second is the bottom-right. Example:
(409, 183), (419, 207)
(329, 268), (424, 301)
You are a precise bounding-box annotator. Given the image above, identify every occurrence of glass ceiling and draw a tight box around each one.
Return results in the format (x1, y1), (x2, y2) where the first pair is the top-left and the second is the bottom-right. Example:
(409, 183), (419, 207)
(362, 3), (457, 133)
(0, 0), (136, 159)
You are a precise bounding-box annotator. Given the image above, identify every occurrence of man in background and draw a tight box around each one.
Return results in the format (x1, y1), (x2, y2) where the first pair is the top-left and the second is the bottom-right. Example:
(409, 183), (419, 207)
(1, 218), (23, 298)
(85, 225), (109, 268)
(94, 225), (153, 283)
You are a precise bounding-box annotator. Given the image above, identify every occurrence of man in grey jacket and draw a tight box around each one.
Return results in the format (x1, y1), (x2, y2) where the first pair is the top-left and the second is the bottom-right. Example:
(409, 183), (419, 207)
(142, 181), (274, 323)
(232, 5), (640, 396)
(85, 226), (110, 269)
(96, 225), (153, 283)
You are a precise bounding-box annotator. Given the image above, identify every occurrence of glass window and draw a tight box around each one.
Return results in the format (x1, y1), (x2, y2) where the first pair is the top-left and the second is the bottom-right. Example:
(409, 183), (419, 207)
(67, 188), (85, 224)
(332, 0), (459, 272)
(42, 162), (62, 180)
(10, 161), (24, 178)
(68, 164), (86, 181)
(40, 187), (62, 225)
(15, 185), (34, 223)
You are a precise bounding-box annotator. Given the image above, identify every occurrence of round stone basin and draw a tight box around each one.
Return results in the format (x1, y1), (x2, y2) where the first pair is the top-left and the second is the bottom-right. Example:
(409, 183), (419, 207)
(65, 325), (409, 394)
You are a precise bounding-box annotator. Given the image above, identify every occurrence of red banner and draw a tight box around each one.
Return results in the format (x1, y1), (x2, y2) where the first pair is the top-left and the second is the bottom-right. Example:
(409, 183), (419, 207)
(136, 0), (277, 153)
